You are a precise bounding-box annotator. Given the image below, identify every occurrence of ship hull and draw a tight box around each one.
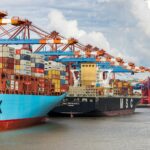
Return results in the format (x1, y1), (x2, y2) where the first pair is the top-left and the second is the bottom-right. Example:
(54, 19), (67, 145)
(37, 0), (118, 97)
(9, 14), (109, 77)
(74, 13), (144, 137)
(0, 93), (66, 130)
(50, 96), (140, 117)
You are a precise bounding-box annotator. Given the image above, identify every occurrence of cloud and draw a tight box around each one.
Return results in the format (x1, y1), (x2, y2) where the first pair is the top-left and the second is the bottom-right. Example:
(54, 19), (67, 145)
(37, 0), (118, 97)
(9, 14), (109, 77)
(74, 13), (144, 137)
(48, 9), (110, 50)
(110, 47), (139, 63)
(0, 0), (150, 67)
(131, 0), (150, 36)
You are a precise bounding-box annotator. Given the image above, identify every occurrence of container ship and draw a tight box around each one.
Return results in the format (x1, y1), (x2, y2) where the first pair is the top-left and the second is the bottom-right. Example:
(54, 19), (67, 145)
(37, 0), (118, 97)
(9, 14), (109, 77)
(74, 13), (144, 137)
(50, 63), (141, 117)
(140, 77), (150, 104)
(0, 45), (68, 130)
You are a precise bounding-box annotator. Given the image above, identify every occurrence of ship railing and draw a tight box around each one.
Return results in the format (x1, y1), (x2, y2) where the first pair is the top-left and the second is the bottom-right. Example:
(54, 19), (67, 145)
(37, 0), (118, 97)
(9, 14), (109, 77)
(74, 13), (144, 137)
(68, 86), (143, 97)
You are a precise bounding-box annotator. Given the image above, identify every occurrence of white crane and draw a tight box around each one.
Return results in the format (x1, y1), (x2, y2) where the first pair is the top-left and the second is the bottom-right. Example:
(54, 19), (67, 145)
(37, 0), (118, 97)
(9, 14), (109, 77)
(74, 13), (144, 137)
(70, 69), (80, 87)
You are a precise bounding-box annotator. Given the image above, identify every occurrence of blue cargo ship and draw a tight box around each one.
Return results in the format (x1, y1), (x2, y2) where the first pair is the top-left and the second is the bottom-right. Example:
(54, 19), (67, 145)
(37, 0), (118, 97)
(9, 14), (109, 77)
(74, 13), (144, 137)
(0, 93), (66, 130)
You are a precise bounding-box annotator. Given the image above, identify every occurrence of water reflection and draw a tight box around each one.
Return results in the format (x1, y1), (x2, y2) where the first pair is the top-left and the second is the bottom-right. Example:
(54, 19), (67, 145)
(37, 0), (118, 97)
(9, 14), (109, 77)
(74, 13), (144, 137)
(0, 108), (150, 150)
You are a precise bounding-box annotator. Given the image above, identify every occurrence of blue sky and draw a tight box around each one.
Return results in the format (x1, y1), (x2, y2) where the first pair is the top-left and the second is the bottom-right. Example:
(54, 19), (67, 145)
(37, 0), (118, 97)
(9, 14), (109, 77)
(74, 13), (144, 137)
(1, 0), (150, 68)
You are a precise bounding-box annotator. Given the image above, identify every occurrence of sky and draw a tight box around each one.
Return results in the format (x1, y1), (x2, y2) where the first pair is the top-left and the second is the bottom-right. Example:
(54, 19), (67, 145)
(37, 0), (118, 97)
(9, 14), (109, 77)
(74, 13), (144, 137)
(1, 0), (150, 69)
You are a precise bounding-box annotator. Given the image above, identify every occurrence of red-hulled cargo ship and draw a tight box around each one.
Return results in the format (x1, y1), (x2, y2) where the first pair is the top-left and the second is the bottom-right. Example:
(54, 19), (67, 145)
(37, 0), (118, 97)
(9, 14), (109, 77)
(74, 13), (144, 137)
(0, 46), (68, 130)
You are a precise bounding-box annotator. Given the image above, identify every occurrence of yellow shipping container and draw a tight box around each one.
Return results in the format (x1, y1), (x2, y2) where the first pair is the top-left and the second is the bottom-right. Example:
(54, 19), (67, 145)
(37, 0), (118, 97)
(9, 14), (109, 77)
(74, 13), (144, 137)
(56, 70), (60, 75)
(52, 70), (58, 75)
(52, 79), (57, 83)
(55, 84), (60, 89)
(123, 82), (129, 87)
(44, 75), (48, 78)
(15, 65), (20, 70)
(81, 63), (96, 81)
(52, 79), (61, 88)
(48, 74), (51, 78)
(0, 63), (2, 68)
(48, 70), (52, 75)
(55, 89), (60, 92)
(118, 82), (123, 88)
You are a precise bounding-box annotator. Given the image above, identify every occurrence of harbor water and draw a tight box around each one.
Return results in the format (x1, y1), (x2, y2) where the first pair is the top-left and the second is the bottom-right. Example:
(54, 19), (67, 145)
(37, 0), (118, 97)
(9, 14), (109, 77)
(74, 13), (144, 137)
(0, 108), (150, 150)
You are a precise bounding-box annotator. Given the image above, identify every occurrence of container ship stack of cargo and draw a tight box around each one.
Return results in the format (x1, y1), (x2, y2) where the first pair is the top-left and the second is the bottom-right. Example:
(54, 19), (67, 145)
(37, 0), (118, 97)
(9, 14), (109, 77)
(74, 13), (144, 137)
(50, 63), (142, 117)
(0, 45), (68, 130)
(140, 78), (150, 106)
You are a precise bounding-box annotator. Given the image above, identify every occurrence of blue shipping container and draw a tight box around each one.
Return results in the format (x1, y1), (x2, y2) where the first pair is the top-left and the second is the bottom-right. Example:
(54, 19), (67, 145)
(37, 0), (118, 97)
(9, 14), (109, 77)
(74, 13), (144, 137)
(60, 71), (66, 76)
(35, 63), (44, 69)
(61, 80), (66, 85)
(20, 54), (31, 61)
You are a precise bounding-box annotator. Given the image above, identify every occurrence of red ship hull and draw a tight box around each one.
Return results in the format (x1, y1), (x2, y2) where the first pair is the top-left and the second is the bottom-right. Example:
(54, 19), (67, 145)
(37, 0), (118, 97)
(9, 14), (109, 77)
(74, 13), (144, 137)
(101, 109), (134, 116)
(0, 117), (45, 131)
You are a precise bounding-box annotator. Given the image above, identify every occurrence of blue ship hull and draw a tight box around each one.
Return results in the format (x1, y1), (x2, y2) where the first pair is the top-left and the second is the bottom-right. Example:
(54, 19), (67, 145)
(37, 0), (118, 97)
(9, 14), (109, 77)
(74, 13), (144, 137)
(0, 93), (66, 130)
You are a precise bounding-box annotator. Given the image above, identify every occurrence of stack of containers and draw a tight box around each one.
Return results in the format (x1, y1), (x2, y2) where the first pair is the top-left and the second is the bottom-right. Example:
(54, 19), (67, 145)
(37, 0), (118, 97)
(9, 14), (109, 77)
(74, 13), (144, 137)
(60, 63), (68, 92)
(0, 46), (15, 91)
(31, 54), (44, 77)
(15, 48), (31, 75)
(44, 60), (61, 93)
(96, 66), (102, 87)
(0, 46), (15, 74)
(44, 61), (51, 79)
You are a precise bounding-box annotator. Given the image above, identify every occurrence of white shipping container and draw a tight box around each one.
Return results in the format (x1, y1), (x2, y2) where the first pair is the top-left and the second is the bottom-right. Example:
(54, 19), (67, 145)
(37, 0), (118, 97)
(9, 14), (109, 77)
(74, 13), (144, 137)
(34, 73), (44, 77)
(35, 59), (44, 63)
(20, 68), (31, 72)
(11, 80), (14, 85)
(0, 50), (14, 55)
(20, 49), (31, 55)
(0, 46), (15, 52)
(19, 70), (31, 75)
(15, 81), (18, 86)
(20, 60), (31, 65)
(0, 52), (14, 58)
(31, 54), (44, 59)
(31, 63), (35, 67)
(60, 76), (65, 80)
(15, 81), (18, 90)
(11, 84), (14, 90)
(11, 75), (14, 80)
(15, 54), (20, 60)
(20, 64), (31, 68)
(15, 70), (20, 74)
(25, 72), (31, 75)
(44, 64), (49, 68)
(65, 80), (68, 84)
(15, 86), (18, 90)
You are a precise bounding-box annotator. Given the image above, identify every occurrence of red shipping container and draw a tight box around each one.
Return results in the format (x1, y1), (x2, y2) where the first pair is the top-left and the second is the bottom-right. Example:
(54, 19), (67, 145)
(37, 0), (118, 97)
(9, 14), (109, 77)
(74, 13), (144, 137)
(0, 79), (6, 91)
(39, 78), (44, 82)
(31, 67), (35, 72)
(61, 85), (69, 92)
(24, 81), (31, 85)
(14, 60), (20, 65)
(15, 49), (21, 54)
(0, 57), (14, 64)
(39, 83), (44, 88)
(1, 69), (14, 74)
(35, 68), (44, 73)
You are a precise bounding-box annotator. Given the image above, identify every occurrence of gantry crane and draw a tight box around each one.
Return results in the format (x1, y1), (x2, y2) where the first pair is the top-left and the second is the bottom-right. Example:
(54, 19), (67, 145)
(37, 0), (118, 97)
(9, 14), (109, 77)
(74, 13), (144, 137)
(0, 10), (149, 86)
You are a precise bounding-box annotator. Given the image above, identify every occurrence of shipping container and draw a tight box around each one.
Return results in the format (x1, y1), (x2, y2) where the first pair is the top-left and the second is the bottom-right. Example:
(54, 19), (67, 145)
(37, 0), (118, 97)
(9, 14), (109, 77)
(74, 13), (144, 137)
(81, 63), (97, 82)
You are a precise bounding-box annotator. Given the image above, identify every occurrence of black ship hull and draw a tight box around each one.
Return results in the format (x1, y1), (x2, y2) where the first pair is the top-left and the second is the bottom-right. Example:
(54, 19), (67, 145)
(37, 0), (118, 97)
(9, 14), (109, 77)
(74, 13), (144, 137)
(49, 96), (141, 117)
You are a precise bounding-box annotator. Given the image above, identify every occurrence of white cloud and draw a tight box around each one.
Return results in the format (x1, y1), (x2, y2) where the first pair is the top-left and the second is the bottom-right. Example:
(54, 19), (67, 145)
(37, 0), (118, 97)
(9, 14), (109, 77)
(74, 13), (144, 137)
(131, 0), (150, 36)
(48, 9), (110, 50)
(0, 0), (149, 67)
(110, 47), (139, 63)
